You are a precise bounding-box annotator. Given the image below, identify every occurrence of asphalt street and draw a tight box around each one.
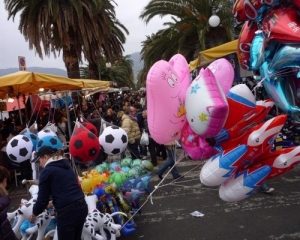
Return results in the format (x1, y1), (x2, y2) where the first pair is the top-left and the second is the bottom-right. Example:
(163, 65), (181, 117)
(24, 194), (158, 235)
(8, 156), (300, 240)
(118, 159), (300, 240)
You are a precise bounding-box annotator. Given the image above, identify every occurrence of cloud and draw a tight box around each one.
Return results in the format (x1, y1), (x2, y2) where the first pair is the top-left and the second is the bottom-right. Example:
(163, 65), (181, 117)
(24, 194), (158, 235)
(0, 0), (169, 69)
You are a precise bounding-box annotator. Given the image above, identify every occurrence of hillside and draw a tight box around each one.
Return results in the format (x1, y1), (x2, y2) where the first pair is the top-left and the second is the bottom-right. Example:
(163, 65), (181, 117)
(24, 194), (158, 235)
(0, 67), (67, 77)
(0, 52), (144, 83)
(129, 52), (144, 82)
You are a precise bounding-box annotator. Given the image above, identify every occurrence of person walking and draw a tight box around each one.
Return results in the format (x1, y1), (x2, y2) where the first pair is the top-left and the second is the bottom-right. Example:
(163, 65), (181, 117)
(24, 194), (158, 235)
(142, 110), (157, 166)
(29, 135), (88, 240)
(121, 106), (141, 159)
(135, 103), (147, 159)
(0, 166), (18, 240)
(156, 142), (183, 180)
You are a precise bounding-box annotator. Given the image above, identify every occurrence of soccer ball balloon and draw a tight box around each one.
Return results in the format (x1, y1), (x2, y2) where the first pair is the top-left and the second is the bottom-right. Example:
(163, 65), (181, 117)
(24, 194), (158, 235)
(37, 129), (57, 139)
(7, 135), (34, 162)
(99, 126), (128, 155)
(81, 121), (99, 137)
(69, 131), (100, 163)
(36, 135), (63, 152)
(24, 132), (38, 151)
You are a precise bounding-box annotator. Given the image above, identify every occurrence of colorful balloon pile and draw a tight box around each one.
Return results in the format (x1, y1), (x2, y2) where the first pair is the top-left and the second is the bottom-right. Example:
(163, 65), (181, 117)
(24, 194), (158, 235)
(146, 48), (300, 202)
(79, 158), (153, 236)
(234, 0), (300, 120)
(81, 159), (153, 194)
(7, 158), (153, 239)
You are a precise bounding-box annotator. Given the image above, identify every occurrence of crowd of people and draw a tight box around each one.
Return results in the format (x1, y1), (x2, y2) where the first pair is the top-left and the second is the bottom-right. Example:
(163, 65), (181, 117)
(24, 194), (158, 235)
(1, 87), (292, 239)
(0, 90), (182, 184)
(0, 89), (185, 239)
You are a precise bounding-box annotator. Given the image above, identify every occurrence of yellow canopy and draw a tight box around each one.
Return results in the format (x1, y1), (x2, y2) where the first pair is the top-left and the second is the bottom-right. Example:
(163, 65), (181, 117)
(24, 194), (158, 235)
(0, 71), (112, 99)
(74, 79), (111, 89)
(0, 71), (84, 99)
(189, 40), (238, 71)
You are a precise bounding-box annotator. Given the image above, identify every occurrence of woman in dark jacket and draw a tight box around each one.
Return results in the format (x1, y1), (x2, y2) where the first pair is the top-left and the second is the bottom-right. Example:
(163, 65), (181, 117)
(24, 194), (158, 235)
(103, 108), (118, 125)
(0, 166), (18, 240)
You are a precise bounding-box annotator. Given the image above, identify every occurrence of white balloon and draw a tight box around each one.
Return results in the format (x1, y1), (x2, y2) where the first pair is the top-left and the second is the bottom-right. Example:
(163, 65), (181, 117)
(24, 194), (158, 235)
(7, 135), (33, 163)
(99, 126), (128, 155)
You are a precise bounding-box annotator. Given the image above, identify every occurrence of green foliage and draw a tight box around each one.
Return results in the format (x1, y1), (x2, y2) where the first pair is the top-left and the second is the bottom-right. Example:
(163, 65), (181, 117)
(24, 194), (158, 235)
(80, 55), (135, 89)
(137, 0), (237, 86)
(4, 0), (128, 78)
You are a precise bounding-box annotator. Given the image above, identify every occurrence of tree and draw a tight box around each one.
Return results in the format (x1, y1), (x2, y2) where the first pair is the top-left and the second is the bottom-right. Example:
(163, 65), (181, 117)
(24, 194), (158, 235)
(138, 0), (236, 86)
(80, 55), (135, 88)
(83, 2), (129, 80)
(4, 0), (128, 79)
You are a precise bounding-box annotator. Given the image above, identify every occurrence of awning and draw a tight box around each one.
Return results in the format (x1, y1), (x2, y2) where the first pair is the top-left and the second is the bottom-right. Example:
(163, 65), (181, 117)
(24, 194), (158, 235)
(189, 40), (238, 71)
(75, 79), (111, 90)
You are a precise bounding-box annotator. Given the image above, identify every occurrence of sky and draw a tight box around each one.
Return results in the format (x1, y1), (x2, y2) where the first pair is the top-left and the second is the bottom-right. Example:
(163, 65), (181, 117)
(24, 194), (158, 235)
(0, 0), (168, 70)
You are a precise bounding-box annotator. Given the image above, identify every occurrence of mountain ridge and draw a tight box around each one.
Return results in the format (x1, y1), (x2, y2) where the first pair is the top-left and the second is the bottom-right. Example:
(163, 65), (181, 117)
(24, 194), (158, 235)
(0, 52), (144, 83)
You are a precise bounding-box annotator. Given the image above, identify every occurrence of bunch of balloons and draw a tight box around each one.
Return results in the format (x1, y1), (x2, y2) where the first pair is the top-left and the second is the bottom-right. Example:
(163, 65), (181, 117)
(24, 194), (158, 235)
(146, 49), (300, 202)
(233, 0), (300, 120)
(69, 121), (130, 163)
(146, 54), (234, 160)
(80, 158), (153, 194)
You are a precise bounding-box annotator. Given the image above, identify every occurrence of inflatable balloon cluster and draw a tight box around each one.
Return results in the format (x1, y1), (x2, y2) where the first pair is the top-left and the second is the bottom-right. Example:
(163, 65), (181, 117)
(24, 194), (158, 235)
(8, 183), (134, 240)
(199, 84), (300, 202)
(79, 159), (153, 237)
(146, 51), (300, 202)
(81, 158), (153, 194)
(6, 127), (57, 163)
(69, 121), (129, 163)
(233, 0), (300, 120)
(146, 54), (235, 160)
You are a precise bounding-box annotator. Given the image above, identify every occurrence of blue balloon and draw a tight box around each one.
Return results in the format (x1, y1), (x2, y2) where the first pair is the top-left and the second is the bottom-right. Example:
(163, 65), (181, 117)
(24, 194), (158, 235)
(268, 44), (300, 73)
(253, 5), (271, 22)
(120, 176), (136, 192)
(133, 173), (152, 193)
(261, 61), (300, 121)
(24, 132), (38, 151)
(121, 166), (131, 173)
(250, 30), (265, 71)
(263, 41), (279, 63)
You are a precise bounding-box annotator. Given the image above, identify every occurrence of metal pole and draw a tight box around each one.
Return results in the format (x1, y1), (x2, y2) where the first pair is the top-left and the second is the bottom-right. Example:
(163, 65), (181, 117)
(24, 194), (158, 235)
(64, 91), (72, 140)
(16, 96), (23, 125)
(29, 94), (34, 110)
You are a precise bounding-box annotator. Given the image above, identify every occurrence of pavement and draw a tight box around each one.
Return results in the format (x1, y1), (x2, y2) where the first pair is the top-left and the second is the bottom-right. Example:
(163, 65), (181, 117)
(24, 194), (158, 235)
(8, 153), (300, 240)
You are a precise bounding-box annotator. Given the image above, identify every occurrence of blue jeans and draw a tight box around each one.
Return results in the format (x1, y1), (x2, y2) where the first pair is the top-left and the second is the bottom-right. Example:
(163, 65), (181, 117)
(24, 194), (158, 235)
(156, 147), (180, 179)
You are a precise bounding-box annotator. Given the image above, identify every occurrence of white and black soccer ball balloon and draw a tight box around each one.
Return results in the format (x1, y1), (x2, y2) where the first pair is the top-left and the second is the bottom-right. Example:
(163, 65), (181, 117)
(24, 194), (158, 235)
(7, 135), (34, 162)
(37, 129), (57, 139)
(99, 126), (128, 155)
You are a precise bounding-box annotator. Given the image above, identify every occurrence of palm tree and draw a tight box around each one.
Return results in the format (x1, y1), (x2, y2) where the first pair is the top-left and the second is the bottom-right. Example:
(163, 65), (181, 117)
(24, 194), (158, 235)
(4, 0), (127, 79)
(80, 55), (135, 88)
(82, 1), (129, 80)
(138, 0), (236, 86)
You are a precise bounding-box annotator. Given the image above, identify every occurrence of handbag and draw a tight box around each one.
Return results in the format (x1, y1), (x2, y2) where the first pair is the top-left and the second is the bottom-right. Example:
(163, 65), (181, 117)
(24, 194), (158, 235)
(140, 130), (149, 145)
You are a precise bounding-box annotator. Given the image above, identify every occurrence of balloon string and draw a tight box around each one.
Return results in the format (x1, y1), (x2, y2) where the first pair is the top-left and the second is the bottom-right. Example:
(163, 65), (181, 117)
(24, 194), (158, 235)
(117, 151), (206, 235)
(252, 67), (296, 94)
